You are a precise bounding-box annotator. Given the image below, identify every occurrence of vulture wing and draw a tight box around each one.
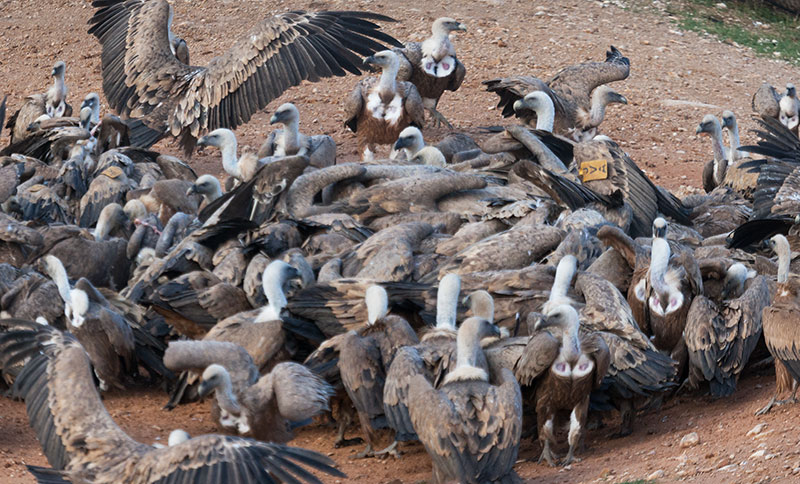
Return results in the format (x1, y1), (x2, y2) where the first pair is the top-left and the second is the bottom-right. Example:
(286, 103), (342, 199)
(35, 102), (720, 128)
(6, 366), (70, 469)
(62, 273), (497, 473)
(89, 0), (401, 153)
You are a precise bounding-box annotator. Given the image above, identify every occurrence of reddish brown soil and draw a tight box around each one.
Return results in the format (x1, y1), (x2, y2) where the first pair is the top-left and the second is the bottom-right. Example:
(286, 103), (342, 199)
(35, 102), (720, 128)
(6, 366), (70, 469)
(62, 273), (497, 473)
(2, 0), (800, 483)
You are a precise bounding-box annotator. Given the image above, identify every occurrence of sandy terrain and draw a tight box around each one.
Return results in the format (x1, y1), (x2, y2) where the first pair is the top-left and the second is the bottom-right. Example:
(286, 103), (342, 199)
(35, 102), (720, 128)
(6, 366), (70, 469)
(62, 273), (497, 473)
(1, 0), (800, 482)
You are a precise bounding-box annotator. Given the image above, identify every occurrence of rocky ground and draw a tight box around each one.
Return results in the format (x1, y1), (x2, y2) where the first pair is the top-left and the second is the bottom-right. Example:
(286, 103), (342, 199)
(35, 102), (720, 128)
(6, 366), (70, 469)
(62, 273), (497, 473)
(1, 0), (800, 482)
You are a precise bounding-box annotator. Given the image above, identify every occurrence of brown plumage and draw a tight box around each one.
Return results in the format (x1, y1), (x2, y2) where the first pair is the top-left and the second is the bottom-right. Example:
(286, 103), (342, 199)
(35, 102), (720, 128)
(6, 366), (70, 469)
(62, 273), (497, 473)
(518, 304), (610, 466)
(5, 94), (47, 145)
(0, 322), (345, 483)
(337, 285), (419, 457)
(684, 262), (770, 397)
(394, 18), (467, 128)
(757, 235), (800, 414)
(344, 50), (425, 160)
(88, 0), (401, 155)
(406, 317), (521, 484)
(484, 46), (629, 141)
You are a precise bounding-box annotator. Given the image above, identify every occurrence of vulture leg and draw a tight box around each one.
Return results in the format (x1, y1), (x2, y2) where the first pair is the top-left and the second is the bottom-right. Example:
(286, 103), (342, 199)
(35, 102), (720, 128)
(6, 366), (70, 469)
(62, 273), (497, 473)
(757, 381), (798, 415)
(537, 416), (558, 467)
(611, 399), (634, 438)
(333, 403), (363, 448)
(427, 106), (453, 129)
(563, 398), (589, 466)
(373, 440), (400, 459)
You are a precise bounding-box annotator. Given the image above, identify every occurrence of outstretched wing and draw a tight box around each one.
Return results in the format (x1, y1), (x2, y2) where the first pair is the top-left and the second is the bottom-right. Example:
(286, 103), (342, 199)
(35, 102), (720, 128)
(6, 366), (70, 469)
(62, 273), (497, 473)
(89, 1), (401, 148)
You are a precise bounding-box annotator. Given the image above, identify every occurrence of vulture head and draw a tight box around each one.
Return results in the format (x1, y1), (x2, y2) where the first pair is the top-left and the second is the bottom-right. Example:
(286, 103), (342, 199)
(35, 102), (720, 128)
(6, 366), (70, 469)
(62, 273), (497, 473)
(363, 50), (399, 72)
(652, 216), (668, 239)
(197, 364), (233, 400)
(769, 234), (791, 284)
(411, 146), (446, 167)
(123, 199), (148, 222)
(432, 17), (467, 35)
(695, 114), (721, 137)
(536, 303), (579, 332)
(463, 290), (494, 323)
(197, 128), (237, 151)
(79, 106), (94, 130)
(513, 91), (551, 115)
(461, 316), (500, 340)
(721, 262), (755, 300)
(366, 284), (389, 325)
(594, 85), (627, 107)
(168, 429), (191, 447)
(187, 174), (223, 203)
(172, 37), (190, 65)
(51, 61), (66, 79)
(270, 103), (300, 126)
(69, 288), (89, 329)
(780, 85), (799, 130)
(393, 126), (424, 157)
(81, 93), (101, 125)
(94, 203), (128, 241)
(786, 83), (797, 99)
(720, 110), (737, 131)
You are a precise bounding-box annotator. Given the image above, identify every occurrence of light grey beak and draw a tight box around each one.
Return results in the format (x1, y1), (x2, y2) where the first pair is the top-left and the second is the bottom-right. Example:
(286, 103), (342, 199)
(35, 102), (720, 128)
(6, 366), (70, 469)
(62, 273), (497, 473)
(186, 185), (198, 196)
(456, 23), (467, 32)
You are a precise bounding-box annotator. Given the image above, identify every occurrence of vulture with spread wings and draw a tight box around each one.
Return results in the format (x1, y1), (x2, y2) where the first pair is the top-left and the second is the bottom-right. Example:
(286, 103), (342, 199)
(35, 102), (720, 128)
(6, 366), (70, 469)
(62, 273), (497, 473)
(88, 0), (402, 155)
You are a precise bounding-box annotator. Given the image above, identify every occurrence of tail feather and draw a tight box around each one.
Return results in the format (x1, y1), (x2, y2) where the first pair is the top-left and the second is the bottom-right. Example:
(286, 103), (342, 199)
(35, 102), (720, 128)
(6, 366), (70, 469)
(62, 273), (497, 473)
(726, 217), (795, 249)
(125, 118), (164, 149)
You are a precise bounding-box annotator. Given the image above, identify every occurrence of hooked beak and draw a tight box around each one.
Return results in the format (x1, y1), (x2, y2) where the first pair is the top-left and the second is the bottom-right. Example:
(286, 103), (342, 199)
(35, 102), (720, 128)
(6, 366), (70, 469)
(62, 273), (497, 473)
(612, 93), (628, 105)
(695, 125), (705, 135)
(197, 381), (214, 399)
(269, 113), (281, 125)
(534, 315), (552, 331)
(512, 99), (525, 113)
(488, 323), (501, 338)
(186, 185), (198, 196)
(363, 55), (377, 66)
(51, 68), (57, 77)
(456, 23), (467, 32)
(393, 137), (413, 151)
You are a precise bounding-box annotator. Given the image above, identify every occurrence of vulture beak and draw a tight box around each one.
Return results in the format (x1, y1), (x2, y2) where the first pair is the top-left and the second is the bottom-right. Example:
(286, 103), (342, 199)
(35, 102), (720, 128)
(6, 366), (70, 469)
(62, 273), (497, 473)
(695, 125), (705, 135)
(533, 315), (552, 331)
(363, 55), (377, 66)
(269, 114), (280, 125)
(456, 23), (467, 32)
(488, 323), (501, 338)
(612, 93), (628, 105)
(393, 136), (413, 151)
(186, 184), (198, 196)
(196, 381), (214, 399)
(51, 67), (57, 77)
(196, 136), (210, 152)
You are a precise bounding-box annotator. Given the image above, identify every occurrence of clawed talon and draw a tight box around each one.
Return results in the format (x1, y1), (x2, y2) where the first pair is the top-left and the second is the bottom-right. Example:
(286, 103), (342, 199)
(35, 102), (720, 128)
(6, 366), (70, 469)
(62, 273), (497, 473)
(374, 441), (401, 459)
(351, 444), (374, 459)
(427, 108), (453, 129)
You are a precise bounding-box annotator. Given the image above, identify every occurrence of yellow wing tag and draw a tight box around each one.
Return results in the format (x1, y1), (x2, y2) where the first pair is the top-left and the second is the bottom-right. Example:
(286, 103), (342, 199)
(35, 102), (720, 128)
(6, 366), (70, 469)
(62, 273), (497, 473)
(579, 159), (608, 182)
(102, 166), (124, 179)
(27, 184), (46, 193)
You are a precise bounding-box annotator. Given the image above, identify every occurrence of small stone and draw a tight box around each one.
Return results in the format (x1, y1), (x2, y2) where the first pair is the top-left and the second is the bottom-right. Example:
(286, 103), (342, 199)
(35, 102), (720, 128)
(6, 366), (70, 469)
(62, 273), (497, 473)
(647, 469), (665, 480)
(719, 464), (738, 472)
(751, 450), (766, 459)
(747, 424), (767, 437)
(715, 2), (727, 8)
(680, 432), (700, 448)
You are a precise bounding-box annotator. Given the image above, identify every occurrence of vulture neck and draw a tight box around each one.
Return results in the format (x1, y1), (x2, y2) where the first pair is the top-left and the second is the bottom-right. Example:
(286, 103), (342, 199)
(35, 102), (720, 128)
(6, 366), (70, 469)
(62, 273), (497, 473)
(378, 63), (399, 99)
(436, 275), (460, 331)
(404, 139), (424, 160)
(559, 317), (581, 364)
(776, 238), (791, 284)
(709, 126), (728, 185)
(547, 256), (576, 310)
(589, 90), (611, 126)
(448, 322), (488, 383)
(46, 260), (73, 309)
(206, 182), (223, 203)
(649, 237), (672, 300)
(214, 369), (242, 416)
(256, 273), (287, 323)
(220, 138), (241, 179)
(534, 97), (556, 132)
(726, 124), (741, 163)
(52, 74), (66, 104)
(94, 210), (115, 242)
(281, 119), (301, 154)
(423, 30), (453, 60)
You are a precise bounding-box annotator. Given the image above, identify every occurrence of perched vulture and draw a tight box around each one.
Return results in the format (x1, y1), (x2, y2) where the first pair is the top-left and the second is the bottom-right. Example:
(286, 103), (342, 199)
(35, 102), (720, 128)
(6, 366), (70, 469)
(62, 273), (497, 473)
(0, 321), (346, 484)
(344, 50), (425, 160)
(257, 103), (336, 169)
(758, 235), (800, 414)
(88, 0), (402, 155)
(394, 17), (467, 127)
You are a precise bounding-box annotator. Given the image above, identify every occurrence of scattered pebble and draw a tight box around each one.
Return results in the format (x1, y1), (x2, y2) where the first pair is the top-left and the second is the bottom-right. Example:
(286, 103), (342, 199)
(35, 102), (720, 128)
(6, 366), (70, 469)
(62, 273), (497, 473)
(680, 432), (700, 448)
(647, 469), (665, 479)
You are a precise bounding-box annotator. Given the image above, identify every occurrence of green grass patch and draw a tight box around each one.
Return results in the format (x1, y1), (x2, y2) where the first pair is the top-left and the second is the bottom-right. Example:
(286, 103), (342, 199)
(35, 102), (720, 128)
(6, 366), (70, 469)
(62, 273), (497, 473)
(664, 0), (800, 64)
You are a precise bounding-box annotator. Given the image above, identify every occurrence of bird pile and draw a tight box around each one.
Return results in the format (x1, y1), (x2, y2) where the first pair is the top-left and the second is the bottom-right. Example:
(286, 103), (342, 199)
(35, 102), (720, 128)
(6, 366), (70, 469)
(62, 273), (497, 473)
(0, 1), (799, 484)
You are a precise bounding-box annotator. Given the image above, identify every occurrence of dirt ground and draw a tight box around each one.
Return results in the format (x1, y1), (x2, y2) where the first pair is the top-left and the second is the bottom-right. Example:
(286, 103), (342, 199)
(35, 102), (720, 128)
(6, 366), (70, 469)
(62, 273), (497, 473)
(1, 0), (800, 482)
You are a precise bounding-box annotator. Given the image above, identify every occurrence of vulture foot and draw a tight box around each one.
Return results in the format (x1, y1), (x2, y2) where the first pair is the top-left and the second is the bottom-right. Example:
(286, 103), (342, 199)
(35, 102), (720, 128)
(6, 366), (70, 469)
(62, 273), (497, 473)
(562, 448), (582, 466)
(374, 441), (401, 460)
(756, 391), (798, 416)
(427, 107), (453, 129)
(351, 444), (375, 459)
(334, 436), (364, 448)
(537, 443), (557, 467)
